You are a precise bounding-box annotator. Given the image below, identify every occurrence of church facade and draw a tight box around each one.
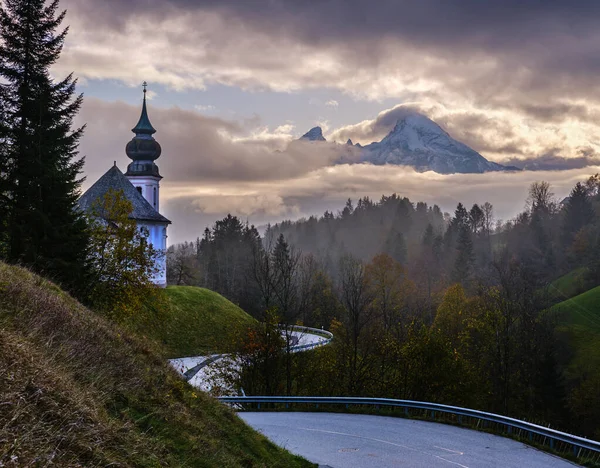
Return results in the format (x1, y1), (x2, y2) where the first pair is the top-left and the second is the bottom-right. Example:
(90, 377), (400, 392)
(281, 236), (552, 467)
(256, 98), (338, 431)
(79, 84), (170, 287)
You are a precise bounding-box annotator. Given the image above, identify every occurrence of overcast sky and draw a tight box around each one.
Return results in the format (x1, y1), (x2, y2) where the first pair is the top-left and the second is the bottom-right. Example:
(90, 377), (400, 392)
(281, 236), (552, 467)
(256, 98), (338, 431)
(55, 0), (600, 243)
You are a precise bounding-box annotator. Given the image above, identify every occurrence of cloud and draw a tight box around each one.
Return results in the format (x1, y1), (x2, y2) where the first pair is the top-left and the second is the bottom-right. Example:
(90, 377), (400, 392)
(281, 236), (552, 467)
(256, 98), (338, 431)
(195, 104), (216, 112)
(52, 0), (600, 171)
(162, 163), (600, 244)
(57, 0), (600, 103)
(329, 102), (600, 166)
(78, 98), (356, 187)
(325, 100), (339, 108)
(79, 97), (600, 244)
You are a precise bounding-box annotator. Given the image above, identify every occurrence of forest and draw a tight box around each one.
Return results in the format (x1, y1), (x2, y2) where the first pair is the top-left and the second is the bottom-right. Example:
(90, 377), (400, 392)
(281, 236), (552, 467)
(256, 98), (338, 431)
(167, 176), (600, 439)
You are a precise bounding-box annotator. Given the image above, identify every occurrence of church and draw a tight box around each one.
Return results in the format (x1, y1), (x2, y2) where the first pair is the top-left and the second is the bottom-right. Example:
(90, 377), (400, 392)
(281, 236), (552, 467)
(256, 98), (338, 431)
(78, 84), (171, 287)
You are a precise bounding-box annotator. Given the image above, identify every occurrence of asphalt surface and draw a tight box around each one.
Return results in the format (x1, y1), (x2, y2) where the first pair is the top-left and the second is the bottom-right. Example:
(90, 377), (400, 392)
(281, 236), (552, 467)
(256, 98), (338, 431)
(240, 412), (581, 468)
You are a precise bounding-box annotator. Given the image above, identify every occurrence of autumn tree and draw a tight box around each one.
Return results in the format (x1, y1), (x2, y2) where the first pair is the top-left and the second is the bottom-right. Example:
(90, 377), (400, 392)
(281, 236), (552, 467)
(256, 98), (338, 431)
(233, 308), (286, 396)
(86, 189), (160, 317)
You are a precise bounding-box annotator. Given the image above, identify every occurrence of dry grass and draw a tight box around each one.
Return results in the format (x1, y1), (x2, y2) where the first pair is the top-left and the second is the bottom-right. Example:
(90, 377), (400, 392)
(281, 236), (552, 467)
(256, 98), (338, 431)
(0, 262), (312, 467)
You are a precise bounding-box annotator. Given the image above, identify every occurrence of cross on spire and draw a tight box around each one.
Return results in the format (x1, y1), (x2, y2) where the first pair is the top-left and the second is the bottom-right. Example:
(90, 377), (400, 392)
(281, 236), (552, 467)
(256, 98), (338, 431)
(142, 81), (148, 95)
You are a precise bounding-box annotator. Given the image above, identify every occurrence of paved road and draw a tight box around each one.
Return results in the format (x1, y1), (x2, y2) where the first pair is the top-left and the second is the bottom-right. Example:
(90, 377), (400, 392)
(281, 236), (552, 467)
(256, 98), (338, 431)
(170, 329), (329, 393)
(240, 412), (581, 468)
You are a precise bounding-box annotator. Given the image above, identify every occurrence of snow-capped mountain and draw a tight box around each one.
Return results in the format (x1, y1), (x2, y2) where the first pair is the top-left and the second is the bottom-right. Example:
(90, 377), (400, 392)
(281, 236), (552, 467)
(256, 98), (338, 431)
(359, 113), (517, 174)
(298, 112), (518, 174)
(301, 127), (326, 141)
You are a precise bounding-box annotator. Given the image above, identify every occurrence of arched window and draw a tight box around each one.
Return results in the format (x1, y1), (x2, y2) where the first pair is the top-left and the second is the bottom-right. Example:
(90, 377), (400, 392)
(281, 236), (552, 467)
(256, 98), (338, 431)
(153, 187), (157, 208)
(136, 186), (142, 195)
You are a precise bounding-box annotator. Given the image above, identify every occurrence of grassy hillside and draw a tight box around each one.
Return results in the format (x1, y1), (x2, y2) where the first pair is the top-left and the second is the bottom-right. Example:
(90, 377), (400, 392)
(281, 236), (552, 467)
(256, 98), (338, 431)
(547, 267), (592, 304)
(551, 285), (600, 332)
(551, 285), (600, 377)
(128, 286), (257, 358)
(550, 286), (600, 438)
(0, 262), (311, 467)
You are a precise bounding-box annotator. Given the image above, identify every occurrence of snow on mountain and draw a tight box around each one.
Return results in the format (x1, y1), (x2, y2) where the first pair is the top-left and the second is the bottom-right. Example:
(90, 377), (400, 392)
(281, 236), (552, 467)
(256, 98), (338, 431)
(359, 112), (517, 174)
(301, 127), (326, 141)
(298, 112), (518, 174)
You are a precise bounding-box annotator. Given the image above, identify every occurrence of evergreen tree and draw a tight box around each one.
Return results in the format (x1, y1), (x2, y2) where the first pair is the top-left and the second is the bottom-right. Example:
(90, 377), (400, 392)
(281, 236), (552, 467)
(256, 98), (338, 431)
(0, 80), (10, 257)
(384, 230), (407, 265)
(469, 204), (484, 234)
(562, 182), (595, 248)
(452, 226), (475, 286)
(0, 0), (88, 291)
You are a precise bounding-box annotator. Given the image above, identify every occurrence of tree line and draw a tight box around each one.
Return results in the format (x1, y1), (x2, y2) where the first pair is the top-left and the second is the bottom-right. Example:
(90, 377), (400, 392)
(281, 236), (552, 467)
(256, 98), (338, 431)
(169, 178), (600, 439)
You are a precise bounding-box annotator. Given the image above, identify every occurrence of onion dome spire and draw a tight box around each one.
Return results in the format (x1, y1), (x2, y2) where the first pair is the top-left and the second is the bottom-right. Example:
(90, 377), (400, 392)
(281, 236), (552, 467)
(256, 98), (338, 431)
(125, 82), (162, 177)
(132, 81), (157, 136)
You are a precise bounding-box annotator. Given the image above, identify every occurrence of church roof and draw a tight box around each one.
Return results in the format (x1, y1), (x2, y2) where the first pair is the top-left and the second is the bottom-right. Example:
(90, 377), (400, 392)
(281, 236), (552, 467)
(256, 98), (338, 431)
(78, 165), (170, 224)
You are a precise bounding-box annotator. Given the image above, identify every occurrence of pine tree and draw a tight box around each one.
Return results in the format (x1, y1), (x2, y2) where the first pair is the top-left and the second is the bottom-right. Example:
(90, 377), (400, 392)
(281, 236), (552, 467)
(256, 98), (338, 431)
(562, 182), (595, 248)
(384, 230), (407, 265)
(0, 0), (88, 291)
(452, 226), (475, 286)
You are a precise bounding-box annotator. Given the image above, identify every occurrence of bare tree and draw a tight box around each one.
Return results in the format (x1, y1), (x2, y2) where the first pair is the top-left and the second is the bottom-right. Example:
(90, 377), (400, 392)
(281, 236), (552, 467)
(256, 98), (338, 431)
(338, 254), (375, 393)
(482, 202), (495, 236)
(167, 241), (198, 285)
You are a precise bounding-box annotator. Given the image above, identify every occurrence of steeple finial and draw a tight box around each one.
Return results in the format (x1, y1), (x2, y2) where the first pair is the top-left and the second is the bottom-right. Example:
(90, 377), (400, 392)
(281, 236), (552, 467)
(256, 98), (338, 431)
(131, 81), (156, 136)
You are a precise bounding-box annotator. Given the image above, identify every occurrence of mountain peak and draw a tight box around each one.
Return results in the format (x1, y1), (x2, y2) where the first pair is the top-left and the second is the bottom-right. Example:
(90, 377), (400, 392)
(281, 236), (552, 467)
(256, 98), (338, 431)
(360, 111), (516, 174)
(301, 127), (326, 141)
(346, 139), (353, 145)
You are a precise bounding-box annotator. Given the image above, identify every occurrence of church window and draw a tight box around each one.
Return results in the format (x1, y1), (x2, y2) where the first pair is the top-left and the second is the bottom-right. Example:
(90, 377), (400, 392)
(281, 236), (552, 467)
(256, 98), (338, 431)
(153, 187), (157, 207)
(136, 186), (142, 195)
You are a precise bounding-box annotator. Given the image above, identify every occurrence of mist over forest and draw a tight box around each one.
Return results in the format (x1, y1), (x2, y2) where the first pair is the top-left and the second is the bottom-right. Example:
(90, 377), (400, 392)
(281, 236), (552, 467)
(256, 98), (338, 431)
(168, 175), (600, 439)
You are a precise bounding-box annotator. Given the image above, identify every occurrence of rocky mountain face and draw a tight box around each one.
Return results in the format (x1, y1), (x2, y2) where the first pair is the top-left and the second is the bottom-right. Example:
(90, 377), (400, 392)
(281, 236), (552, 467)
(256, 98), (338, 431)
(301, 127), (326, 141)
(300, 112), (519, 174)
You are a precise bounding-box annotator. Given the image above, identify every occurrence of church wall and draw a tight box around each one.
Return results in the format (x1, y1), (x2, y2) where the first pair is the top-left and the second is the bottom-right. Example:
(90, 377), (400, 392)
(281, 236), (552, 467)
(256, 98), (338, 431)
(139, 222), (168, 287)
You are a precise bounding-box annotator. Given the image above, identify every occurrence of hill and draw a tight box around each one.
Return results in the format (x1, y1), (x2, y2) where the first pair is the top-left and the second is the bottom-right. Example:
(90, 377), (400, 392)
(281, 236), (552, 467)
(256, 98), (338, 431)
(128, 286), (256, 358)
(551, 285), (600, 332)
(547, 268), (592, 304)
(0, 262), (311, 467)
(550, 285), (600, 437)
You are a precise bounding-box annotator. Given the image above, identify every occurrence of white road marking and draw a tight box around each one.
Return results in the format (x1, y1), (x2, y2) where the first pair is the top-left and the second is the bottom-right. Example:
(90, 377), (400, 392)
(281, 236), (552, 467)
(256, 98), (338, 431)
(434, 455), (470, 468)
(434, 446), (464, 455)
(297, 427), (470, 467)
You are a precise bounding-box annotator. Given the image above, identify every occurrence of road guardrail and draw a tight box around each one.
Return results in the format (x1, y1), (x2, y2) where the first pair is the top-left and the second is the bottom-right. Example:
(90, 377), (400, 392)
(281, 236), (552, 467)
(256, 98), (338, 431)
(219, 395), (600, 462)
(286, 325), (333, 353)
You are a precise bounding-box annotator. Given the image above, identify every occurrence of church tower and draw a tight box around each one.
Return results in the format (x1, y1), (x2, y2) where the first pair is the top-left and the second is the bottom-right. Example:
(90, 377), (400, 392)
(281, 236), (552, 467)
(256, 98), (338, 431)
(124, 83), (169, 287)
(79, 83), (170, 287)
(125, 82), (162, 211)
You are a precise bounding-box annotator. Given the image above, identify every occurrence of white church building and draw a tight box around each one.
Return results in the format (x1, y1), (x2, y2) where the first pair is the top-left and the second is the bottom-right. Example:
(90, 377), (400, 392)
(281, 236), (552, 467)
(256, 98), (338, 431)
(79, 84), (170, 286)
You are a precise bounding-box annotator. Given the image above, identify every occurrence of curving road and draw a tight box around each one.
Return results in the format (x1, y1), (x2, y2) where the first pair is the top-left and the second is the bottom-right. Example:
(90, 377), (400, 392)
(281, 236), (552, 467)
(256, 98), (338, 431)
(170, 328), (331, 393)
(240, 412), (581, 468)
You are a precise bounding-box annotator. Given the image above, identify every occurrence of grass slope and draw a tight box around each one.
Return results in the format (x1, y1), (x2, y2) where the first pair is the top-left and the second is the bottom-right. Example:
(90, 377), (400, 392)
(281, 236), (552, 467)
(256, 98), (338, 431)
(129, 286), (256, 358)
(551, 285), (600, 332)
(0, 262), (311, 467)
(551, 286), (600, 425)
(547, 267), (592, 304)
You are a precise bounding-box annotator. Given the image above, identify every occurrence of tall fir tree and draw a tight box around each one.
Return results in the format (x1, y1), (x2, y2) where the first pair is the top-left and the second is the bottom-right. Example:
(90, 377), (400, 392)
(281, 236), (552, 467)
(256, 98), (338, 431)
(562, 182), (595, 248)
(0, 0), (88, 291)
(452, 225), (475, 287)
